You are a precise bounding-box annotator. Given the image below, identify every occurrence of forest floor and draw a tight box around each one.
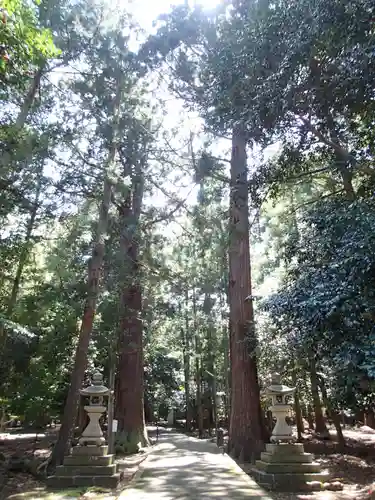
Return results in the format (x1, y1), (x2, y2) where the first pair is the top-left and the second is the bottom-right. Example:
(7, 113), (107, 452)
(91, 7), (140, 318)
(0, 426), (155, 499)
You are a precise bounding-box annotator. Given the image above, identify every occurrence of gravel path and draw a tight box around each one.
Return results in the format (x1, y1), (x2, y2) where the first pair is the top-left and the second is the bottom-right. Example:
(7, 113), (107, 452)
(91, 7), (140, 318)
(120, 430), (271, 499)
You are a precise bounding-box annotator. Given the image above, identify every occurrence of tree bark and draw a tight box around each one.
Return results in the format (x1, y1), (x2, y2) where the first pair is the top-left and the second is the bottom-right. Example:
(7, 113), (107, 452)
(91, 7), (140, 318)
(16, 65), (45, 128)
(309, 357), (329, 438)
(207, 326), (215, 437)
(297, 114), (356, 199)
(193, 288), (204, 438)
(364, 409), (375, 429)
(219, 253), (230, 425)
(227, 126), (263, 461)
(222, 319), (230, 425)
(115, 160), (149, 452)
(336, 156), (355, 199)
(307, 404), (315, 429)
(292, 371), (304, 441)
(77, 400), (88, 436)
(107, 359), (116, 454)
(1, 64), (45, 175)
(318, 376), (345, 448)
(183, 291), (192, 430)
(326, 116), (355, 200)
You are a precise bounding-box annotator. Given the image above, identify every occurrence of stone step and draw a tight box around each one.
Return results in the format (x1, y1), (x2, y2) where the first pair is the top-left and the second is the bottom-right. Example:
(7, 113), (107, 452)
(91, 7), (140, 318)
(251, 468), (330, 491)
(256, 460), (322, 474)
(56, 464), (117, 476)
(47, 472), (121, 489)
(72, 445), (108, 457)
(261, 451), (314, 463)
(64, 454), (114, 466)
(265, 443), (304, 455)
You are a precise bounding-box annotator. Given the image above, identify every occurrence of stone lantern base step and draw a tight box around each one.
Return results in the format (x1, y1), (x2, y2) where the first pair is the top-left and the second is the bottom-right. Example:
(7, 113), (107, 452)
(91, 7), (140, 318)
(47, 472), (121, 489)
(261, 451), (314, 463)
(56, 464), (117, 476)
(72, 445), (108, 456)
(255, 460), (322, 474)
(251, 468), (330, 491)
(266, 443), (304, 454)
(64, 454), (114, 466)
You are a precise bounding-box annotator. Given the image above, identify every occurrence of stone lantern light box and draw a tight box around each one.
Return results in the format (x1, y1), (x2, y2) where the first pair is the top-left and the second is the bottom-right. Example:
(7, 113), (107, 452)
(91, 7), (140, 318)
(265, 372), (296, 442)
(79, 371), (110, 446)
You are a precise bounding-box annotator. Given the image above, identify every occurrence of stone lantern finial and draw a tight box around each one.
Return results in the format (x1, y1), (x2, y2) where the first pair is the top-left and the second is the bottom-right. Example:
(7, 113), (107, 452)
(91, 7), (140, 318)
(92, 371), (103, 385)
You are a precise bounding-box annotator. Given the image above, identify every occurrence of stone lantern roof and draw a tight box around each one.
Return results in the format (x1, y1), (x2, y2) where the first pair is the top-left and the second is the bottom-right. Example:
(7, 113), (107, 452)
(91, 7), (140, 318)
(80, 371), (109, 396)
(265, 372), (295, 397)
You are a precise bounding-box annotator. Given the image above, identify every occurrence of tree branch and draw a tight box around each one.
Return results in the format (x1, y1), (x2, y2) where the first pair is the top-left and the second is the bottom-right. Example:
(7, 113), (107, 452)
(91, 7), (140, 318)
(295, 115), (354, 162)
(286, 189), (345, 215)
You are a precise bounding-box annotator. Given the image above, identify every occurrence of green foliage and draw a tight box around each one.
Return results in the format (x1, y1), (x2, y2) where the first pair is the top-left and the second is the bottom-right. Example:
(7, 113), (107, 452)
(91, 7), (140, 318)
(262, 198), (375, 410)
(0, 0), (59, 96)
(144, 346), (181, 417)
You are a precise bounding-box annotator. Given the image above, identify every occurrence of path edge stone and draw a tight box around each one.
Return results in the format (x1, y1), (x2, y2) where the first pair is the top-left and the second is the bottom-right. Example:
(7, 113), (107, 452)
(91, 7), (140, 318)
(221, 451), (273, 498)
(116, 451), (152, 498)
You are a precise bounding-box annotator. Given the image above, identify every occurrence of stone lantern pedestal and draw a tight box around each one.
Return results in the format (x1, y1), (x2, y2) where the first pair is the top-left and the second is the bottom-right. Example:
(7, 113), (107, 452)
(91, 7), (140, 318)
(47, 372), (121, 490)
(251, 373), (329, 491)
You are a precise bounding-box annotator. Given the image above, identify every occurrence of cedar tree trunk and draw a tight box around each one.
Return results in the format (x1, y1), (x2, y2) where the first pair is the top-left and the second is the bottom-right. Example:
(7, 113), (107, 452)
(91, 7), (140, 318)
(183, 291), (192, 430)
(115, 169), (148, 452)
(309, 356), (329, 438)
(227, 126), (263, 461)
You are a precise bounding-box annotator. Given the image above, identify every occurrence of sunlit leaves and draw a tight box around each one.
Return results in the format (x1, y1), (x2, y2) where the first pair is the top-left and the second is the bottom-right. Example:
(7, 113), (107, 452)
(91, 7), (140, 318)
(0, 0), (59, 89)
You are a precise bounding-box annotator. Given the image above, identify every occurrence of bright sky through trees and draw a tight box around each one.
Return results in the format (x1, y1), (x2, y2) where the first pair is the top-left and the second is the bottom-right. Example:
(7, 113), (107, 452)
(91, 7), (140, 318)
(131, 0), (222, 33)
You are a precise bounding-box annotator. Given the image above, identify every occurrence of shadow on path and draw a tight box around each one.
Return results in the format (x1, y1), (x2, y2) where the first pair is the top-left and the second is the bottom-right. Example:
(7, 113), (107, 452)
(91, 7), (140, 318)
(121, 430), (271, 499)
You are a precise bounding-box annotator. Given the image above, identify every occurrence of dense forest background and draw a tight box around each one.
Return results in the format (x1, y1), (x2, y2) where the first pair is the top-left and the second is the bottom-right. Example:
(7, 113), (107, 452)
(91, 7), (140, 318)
(1, 0), (375, 473)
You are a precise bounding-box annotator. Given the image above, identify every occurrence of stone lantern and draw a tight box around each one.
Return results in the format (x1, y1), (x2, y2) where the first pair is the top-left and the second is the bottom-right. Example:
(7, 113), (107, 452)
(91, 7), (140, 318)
(47, 370), (121, 489)
(79, 371), (109, 446)
(251, 372), (328, 491)
(265, 372), (295, 442)
(215, 391), (225, 408)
